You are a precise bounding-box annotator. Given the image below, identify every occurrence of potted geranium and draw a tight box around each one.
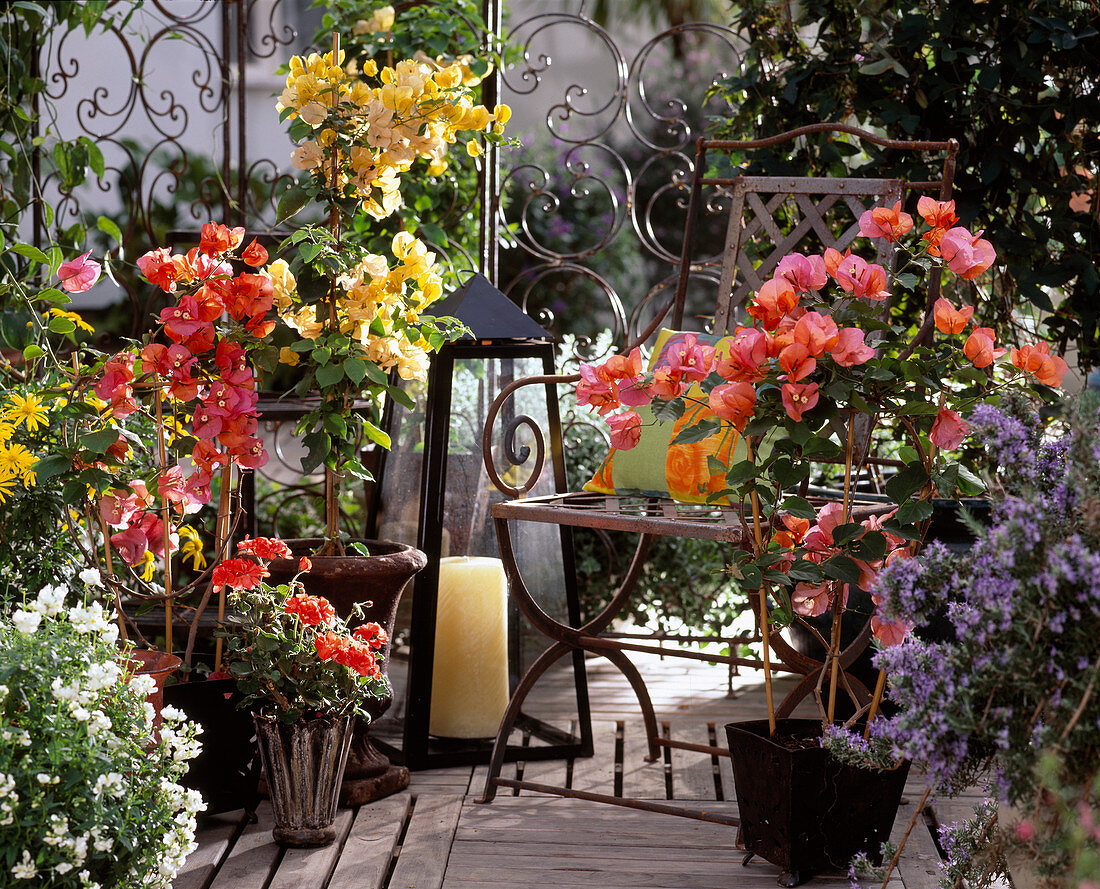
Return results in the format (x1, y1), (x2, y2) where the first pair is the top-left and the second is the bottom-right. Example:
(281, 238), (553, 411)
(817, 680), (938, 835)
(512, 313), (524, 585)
(854, 394), (1099, 889)
(215, 537), (390, 847)
(0, 578), (203, 886)
(574, 199), (1066, 885)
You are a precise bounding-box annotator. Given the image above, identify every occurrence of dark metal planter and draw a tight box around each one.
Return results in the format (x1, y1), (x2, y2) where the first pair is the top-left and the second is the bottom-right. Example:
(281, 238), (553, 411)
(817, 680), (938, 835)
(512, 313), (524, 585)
(725, 718), (910, 887)
(163, 677), (260, 817)
(253, 713), (354, 847)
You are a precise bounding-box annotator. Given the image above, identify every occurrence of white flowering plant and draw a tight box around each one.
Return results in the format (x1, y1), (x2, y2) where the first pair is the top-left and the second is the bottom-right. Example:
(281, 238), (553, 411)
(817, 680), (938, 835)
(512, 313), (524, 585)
(0, 582), (204, 888)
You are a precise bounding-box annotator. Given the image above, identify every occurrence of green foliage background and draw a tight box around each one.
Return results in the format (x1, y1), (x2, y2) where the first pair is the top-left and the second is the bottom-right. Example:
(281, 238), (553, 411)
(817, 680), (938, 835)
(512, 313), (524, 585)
(713, 0), (1099, 368)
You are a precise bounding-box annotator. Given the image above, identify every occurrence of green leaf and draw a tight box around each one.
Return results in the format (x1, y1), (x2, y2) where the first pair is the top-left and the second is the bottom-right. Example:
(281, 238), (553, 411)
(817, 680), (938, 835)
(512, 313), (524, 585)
(822, 554), (861, 585)
(831, 522), (865, 545)
(36, 287), (69, 306)
(361, 422), (391, 449)
(323, 413), (347, 438)
(22, 345), (45, 360)
(670, 418), (720, 445)
(277, 185), (310, 223)
(47, 316), (76, 335)
(343, 357), (367, 384)
(956, 465), (986, 497)
(388, 385), (415, 410)
(33, 455), (72, 483)
(779, 495), (817, 519)
(849, 530), (887, 561)
(788, 559), (825, 583)
(96, 215), (123, 252)
(651, 398), (685, 424)
(81, 428), (119, 455)
(315, 362), (344, 388)
(771, 458), (809, 489)
(9, 243), (50, 265)
(300, 431), (331, 475)
(896, 498), (934, 525)
(885, 462), (929, 504)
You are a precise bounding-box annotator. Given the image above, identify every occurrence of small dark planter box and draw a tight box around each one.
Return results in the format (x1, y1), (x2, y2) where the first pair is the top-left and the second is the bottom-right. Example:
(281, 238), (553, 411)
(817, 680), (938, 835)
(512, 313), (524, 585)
(726, 719), (910, 887)
(163, 677), (260, 816)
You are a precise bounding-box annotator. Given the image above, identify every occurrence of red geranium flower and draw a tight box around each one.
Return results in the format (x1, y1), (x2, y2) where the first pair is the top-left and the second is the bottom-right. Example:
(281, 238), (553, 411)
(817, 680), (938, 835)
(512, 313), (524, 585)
(315, 630), (350, 661)
(285, 593), (335, 627)
(238, 536), (293, 561)
(352, 622), (389, 651)
(212, 557), (269, 591)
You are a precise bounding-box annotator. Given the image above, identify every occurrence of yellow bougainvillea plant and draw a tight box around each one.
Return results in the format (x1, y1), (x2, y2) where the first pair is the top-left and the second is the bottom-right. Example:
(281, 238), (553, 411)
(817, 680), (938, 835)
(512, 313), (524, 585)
(269, 41), (508, 549)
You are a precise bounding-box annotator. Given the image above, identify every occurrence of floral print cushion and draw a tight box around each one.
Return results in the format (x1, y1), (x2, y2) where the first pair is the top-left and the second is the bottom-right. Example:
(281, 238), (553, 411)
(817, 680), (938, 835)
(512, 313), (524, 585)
(583, 329), (748, 504)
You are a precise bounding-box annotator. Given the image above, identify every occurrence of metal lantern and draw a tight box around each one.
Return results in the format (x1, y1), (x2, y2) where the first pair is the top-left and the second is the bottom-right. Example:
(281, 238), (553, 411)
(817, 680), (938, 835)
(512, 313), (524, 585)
(367, 273), (592, 770)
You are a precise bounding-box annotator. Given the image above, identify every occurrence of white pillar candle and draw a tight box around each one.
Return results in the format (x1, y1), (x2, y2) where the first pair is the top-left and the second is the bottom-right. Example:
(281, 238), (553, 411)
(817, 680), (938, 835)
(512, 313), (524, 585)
(429, 556), (510, 739)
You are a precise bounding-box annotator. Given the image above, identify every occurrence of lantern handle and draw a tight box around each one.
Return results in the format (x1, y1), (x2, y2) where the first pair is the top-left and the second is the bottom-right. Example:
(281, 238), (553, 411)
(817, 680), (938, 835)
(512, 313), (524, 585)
(482, 372), (578, 497)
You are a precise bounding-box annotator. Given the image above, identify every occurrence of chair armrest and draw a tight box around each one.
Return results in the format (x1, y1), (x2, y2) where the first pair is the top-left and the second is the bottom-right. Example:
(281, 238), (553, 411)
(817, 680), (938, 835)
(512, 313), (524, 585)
(482, 371), (580, 498)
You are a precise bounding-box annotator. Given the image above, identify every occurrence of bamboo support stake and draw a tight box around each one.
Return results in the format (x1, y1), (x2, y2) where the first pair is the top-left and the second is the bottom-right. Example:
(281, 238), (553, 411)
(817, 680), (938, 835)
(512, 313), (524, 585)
(154, 387), (174, 652)
(827, 412), (858, 726)
(96, 511), (126, 642)
(745, 437), (775, 737)
(864, 669), (888, 739)
(212, 462), (233, 674)
(879, 786), (932, 889)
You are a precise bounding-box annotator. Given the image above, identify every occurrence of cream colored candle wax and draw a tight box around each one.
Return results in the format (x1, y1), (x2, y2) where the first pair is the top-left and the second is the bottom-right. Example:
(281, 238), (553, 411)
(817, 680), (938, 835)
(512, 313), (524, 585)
(429, 556), (510, 738)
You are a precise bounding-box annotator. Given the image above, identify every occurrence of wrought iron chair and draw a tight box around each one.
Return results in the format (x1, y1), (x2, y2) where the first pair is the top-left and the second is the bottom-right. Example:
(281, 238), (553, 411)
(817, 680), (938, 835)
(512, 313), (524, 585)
(477, 124), (958, 823)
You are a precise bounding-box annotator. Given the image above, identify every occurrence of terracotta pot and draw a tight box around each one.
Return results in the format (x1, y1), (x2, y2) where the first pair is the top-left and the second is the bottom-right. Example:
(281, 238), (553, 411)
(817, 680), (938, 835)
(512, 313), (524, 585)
(253, 713), (353, 847)
(121, 648), (182, 731)
(267, 538), (426, 805)
(726, 718), (910, 887)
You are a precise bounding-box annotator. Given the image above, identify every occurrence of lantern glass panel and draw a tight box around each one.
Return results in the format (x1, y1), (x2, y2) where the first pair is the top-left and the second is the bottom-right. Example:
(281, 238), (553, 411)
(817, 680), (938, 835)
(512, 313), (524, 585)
(370, 351), (583, 762)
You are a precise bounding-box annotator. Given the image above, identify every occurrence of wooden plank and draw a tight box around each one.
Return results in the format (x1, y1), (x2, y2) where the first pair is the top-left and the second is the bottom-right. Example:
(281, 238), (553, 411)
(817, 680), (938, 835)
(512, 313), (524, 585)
(445, 842), (747, 863)
(891, 794), (943, 889)
(668, 722), (720, 801)
(712, 722), (736, 801)
(518, 721), (572, 796)
(446, 851), (748, 874)
(387, 793), (464, 889)
(206, 803), (281, 889)
(442, 864), (851, 888)
(620, 719), (666, 800)
(327, 794), (411, 889)
(568, 718), (616, 796)
(172, 811), (245, 889)
(410, 767), (474, 790)
(266, 808), (354, 889)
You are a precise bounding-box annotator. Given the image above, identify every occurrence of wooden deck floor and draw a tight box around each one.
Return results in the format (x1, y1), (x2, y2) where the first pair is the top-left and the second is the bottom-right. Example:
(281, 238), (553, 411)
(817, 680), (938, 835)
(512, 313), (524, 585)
(174, 652), (984, 889)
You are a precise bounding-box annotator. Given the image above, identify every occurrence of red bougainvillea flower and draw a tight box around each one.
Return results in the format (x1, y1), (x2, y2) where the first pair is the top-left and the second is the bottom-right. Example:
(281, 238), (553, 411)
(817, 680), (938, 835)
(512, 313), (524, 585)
(238, 536), (293, 561)
(607, 410), (642, 450)
(57, 251), (102, 293)
(315, 630), (350, 661)
(284, 593), (336, 627)
(1010, 342), (1069, 388)
(793, 311), (839, 357)
(212, 557), (269, 592)
(242, 238), (269, 267)
(963, 327), (1006, 368)
(803, 501), (845, 555)
(823, 247), (851, 280)
(747, 278), (799, 331)
(708, 381), (757, 430)
(617, 379), (655, 408)
(199, 222), (246, 257)
(871, 614), (912, 647)
(576, 363), (619, 415)
(110, 524), (150, 566)
(777, 342), (816, 382)
(137, 247), (182, 292)
(792, 582), (832, 618)
(917, 197), (958, 255)
(601, 347), (643, 381)
(774, 253), (827, 293)
(662, 333), (715, 384)
(352, 622), (389, 651)
(930, 407), (969, 450)
(833, 254), (890, 301)
(940, 227), (996, 280)
(774, 514), (810, 550)
(780, 381), (819, 422)
(716, 327), (772, 384)
(858, 200), (914, 242)
(830, 327), (876, 367)
(646, 366), (683, 399)
(932, 298), (974, 335)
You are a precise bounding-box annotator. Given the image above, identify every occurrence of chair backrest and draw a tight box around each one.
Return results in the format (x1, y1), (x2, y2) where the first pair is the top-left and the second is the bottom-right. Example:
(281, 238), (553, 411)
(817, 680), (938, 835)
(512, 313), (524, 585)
(661, 123), (958, 338)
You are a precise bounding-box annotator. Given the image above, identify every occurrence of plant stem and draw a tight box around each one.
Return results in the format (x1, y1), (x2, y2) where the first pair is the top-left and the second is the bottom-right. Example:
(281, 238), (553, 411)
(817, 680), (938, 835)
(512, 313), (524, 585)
(212, 462), (233, 674)
(323, 29), (343, 550)
(745, 436), (775, 736)
(879, 786), (932, 889)
(827, 411), (858, 726)
(154, 386), (173, 653)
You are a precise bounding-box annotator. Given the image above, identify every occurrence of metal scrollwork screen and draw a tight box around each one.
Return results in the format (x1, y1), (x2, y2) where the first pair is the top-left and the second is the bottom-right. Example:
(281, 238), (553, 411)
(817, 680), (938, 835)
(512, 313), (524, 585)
(491, 4), (746, 362)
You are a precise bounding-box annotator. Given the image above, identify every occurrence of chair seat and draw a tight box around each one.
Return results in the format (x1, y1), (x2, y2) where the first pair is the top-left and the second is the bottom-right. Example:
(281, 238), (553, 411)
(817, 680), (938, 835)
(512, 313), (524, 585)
(491, 491), (883, 544)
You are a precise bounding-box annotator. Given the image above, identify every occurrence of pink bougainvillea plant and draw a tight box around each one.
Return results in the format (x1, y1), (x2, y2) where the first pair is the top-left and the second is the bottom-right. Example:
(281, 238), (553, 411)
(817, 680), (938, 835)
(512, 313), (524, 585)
(577, 197), (1067, 733)
(80, 223), (280, 666)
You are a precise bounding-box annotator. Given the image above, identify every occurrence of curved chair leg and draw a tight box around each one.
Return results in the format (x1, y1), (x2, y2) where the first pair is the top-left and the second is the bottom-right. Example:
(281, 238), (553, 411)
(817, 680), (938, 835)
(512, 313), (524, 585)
(776, 668), (823, 719)
(476, 640), (574, 804)
(603, 647), (661, 761)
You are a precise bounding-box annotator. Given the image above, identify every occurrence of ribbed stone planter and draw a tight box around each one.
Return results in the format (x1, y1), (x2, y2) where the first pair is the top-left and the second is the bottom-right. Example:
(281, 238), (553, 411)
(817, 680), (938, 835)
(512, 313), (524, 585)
(253, 713), (354, 847)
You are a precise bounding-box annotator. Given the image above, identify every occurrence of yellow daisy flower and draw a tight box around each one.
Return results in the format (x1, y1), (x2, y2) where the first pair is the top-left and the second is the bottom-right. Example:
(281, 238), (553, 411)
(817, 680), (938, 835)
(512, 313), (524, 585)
(5, 393), (49, 433)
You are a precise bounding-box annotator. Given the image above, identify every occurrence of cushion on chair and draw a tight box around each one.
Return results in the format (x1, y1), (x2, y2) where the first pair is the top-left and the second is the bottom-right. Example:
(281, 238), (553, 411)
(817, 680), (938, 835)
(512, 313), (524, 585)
(583, 329), (749, 504)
